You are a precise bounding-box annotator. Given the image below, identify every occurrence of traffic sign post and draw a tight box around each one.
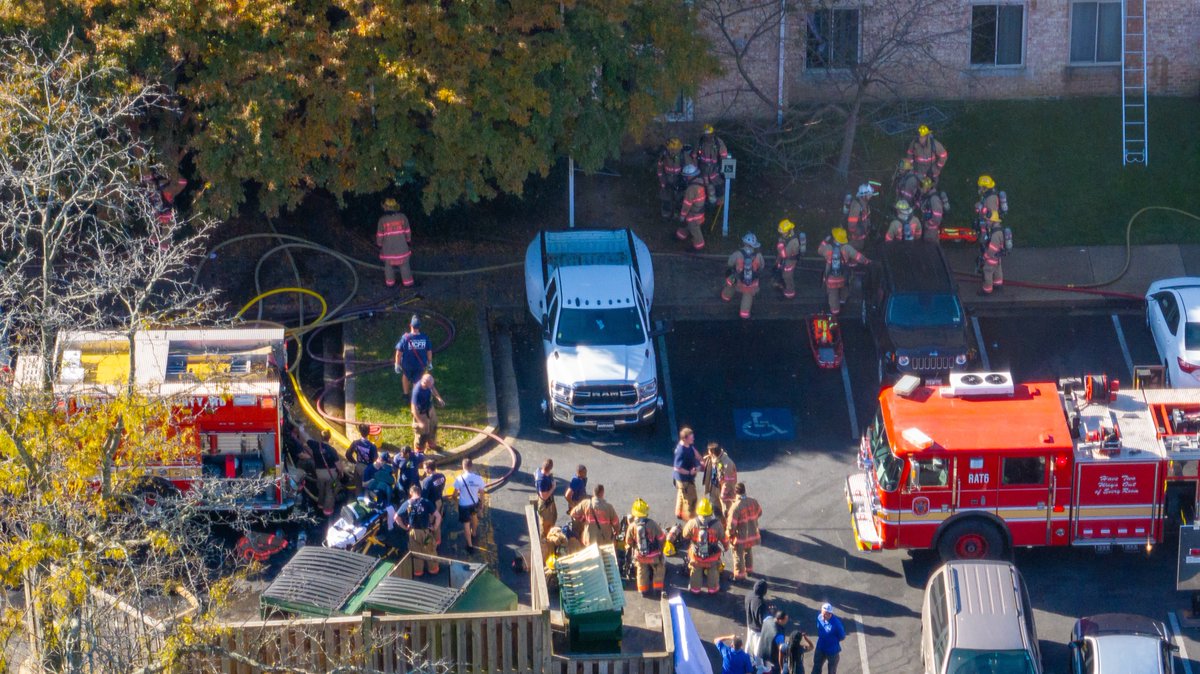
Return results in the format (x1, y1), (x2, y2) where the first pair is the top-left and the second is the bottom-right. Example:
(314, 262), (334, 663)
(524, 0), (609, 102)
(721, 157), (736, 238)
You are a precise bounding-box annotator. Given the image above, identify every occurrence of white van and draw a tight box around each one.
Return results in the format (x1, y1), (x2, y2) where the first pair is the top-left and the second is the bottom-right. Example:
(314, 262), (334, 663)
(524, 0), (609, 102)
(921, 560), (1043, 674)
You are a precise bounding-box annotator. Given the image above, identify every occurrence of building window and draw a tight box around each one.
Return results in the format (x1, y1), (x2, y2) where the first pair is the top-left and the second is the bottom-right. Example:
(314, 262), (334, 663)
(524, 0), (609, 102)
(1070, 1), (1121, 63)
(970, 4), (1024, 66)
(806, 9), (860, 70)
(664, 92), (694, 122)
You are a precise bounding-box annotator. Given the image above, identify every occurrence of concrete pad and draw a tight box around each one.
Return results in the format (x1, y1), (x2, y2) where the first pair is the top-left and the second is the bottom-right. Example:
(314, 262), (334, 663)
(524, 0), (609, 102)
(1086, 244), (1185, 296)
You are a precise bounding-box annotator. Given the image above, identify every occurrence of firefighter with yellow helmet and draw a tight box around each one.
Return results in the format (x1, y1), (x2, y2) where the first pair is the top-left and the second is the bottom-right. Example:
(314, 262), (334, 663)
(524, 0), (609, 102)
(681, 498), (726, 594)
(906, 124), (948, 184)
(817, 227), (870, 316)
(774, 219), (804, 299)
(624, 498), (667, 595)
(917, 176), (946, 242)
(696, 124), (729, 207)
(893, 158), (922, 204)
(975, 174), (1009, 295)
(657, 138), (686, 220)
(885, 200), (922, 242)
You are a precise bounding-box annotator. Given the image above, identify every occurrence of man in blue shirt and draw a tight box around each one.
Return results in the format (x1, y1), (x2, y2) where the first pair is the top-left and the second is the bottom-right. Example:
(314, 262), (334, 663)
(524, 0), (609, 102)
(565, 464), (588, 511)
(715, 634), (755, 674)
(419, 458), (446, 515)
(394, 484), (442, 576)
(672, 427), (702, 520)
(394, 445), (424, 501)
(394, 314), (433, 395)
(411, 373), (445, 452)
(347, 423), (378, 494)
(811, 603), (846, 674)
(534, 459), (557, 540)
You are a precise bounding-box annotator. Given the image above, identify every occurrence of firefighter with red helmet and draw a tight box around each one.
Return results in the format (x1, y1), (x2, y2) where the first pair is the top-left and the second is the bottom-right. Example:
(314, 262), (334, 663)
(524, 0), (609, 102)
(885, 200), (922, 242)
(696, 124), (729, 207)
(676, 163), (708, 250)
(917, 177), (945, 243)
(725, 483), (762, 580)
(658, 138), (686, 220)
(775, 219), (803, 299)
(624, 498), (667, 595)
(721, 233), (766, 319)
(817, 228), (869, 316)
(377, 198), (414, 288)
(682, 498), (726, 594)
(907, 124), (948, 184)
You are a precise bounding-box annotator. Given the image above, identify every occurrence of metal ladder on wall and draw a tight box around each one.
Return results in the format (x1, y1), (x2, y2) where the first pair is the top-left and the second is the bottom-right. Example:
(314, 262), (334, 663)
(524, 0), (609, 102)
(1121, 0), (1148, 165)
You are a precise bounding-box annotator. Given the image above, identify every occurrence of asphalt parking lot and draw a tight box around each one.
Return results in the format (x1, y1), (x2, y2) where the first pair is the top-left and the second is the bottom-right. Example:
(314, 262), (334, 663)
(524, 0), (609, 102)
(485, 305), (1200, 674)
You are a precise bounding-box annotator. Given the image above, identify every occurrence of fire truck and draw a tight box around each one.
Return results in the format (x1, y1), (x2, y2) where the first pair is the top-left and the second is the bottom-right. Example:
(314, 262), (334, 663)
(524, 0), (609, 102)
(846, 371), (1200, 560)
(13, 328), (295, 512)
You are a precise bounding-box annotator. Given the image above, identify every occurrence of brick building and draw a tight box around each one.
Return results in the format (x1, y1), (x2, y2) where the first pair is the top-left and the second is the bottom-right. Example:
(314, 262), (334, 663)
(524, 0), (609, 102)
(684, 0), (1200, 121)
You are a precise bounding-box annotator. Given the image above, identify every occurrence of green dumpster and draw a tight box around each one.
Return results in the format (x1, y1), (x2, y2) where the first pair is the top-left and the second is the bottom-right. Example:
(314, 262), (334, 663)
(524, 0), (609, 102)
(556, 543), (625, 653)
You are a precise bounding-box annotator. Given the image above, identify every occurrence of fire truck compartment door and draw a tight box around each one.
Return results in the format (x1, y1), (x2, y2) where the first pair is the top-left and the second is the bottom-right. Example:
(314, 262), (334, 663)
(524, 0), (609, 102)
(1073, 461), (1162, 543)
(897, 457), (955, 548)
(955, 455), (998, 515)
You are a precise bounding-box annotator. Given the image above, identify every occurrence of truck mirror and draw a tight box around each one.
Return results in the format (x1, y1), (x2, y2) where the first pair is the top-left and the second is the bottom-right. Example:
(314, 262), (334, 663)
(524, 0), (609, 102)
(648, 319), (673, 338)
(541, 322), (552, 342)
(1068, 640), (1082, 651)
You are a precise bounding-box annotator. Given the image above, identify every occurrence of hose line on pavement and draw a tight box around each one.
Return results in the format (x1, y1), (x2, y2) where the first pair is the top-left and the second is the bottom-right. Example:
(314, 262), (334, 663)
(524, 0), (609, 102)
(1067, 206), (1200, 289)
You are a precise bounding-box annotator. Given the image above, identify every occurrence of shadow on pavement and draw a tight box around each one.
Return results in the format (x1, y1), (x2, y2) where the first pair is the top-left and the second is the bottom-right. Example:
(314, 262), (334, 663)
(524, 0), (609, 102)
(759, 530), (903, 579)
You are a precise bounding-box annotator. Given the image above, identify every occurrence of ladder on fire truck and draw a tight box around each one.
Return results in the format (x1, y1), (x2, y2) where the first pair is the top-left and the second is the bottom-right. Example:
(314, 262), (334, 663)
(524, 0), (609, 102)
(1121, 0), (1148, 165)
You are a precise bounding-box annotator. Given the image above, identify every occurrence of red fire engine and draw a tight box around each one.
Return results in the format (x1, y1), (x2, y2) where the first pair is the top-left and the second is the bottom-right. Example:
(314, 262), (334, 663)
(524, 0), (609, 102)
(14, 328), (295, 512)
(846, 371), (1200, 559)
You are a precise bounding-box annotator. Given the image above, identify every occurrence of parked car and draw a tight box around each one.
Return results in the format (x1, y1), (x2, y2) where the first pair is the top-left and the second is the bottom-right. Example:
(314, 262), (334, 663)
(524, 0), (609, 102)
(1146, 277), (1200, 387)
(921, 560), (1042, 674)
(863, 241), (973, 384)
(1069, 613), (1175, 674)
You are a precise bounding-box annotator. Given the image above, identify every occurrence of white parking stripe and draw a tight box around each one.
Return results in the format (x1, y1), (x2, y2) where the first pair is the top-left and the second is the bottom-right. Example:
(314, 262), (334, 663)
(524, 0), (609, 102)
(841, 359), (860, 440)
(656, 333), (678, 439)
(1111, 313), (1137, 382)
(971, 316), (991, 370)
(855, 613), (871, 674)
(1169, 611), (1193, 674)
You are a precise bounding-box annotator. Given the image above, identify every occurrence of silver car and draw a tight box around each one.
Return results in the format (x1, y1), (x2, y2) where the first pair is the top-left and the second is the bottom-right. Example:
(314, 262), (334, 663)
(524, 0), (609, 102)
(1069, 613), (1176, 674)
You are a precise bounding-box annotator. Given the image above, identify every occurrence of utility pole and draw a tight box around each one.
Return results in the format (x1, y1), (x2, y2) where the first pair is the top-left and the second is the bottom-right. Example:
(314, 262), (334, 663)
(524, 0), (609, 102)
(568, 156), (575, 228)
(721, 157), (737, 238)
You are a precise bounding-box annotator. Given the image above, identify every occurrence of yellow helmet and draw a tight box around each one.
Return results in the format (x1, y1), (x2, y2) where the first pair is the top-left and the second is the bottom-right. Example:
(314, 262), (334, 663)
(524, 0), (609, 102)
(895, 199), (911, 213)
(696, 498), (714, 517)
(382, 198), (400, 211)
(920, 177), (934, 191)
(831, 227), (848, 244)
(631, 498), (649, 518)
(546, 555), (557, 571)
(977, 174), (996, 190)
(918, 124), (931, 137)
(778, 219), (795, 235)
(989, 211), (1002, 223)
(663, 540), (676, 556)
(898, 158), (913, 171)
(667, 138), (683, 151)
(703, 124), (715, 135)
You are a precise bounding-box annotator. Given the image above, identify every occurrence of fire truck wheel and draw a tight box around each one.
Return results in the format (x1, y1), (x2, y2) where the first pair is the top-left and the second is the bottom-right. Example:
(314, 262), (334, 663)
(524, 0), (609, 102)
(938, 519), (1005, 560)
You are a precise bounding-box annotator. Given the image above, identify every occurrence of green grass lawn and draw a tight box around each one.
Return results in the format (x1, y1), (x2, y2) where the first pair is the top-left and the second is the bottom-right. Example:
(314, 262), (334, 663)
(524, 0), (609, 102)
(858, 97), (1200, 246)
(352, 303), (488, 451)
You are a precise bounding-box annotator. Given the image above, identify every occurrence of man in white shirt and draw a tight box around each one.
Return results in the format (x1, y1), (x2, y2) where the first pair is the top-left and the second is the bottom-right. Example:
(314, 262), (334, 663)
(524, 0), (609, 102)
(453, 458), (486, 553)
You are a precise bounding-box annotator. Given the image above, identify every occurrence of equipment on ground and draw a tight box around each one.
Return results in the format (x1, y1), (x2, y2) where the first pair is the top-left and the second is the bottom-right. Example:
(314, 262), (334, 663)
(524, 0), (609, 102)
(556, 544), (625, 653)
(807, 313), (844, 370)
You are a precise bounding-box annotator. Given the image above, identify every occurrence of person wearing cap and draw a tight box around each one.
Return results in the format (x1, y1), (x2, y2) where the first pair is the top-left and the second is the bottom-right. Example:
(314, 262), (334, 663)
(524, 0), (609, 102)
(696, 124), (729, 207)
(394, 314), (433, 395)
(677, 163), (708, 250)
(624, 498), (666, 594)
(411, 373), (446, 453)
(811, 603), (846, 674)
(817, 228), (869, 317)
(681, 497), (726, 594)
(658, 138), (687, 220)
(906, 124), (947, 184)
(721, 233), (766, 319)
(774, 219), (803, 300)
(376, 198), (414, 288)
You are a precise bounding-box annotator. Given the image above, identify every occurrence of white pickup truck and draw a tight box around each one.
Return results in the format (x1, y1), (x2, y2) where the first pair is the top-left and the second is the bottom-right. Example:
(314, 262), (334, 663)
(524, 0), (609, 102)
(524, 229), (661, 430)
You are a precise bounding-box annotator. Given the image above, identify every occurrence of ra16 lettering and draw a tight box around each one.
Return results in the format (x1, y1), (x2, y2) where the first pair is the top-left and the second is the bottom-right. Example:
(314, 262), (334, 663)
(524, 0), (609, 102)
(968, 473), (990, 485)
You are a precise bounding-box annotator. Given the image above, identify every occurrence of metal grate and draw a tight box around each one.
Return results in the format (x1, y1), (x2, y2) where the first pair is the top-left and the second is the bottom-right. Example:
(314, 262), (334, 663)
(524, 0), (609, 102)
(261, 547), (379, 616)
(556, 544), (626, 616)
(909, 356), (955, 372)
(362, 578), (458, 615)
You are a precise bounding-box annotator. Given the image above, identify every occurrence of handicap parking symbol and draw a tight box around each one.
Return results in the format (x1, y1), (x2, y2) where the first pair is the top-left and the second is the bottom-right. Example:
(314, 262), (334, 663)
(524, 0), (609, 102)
(733, 408), (795, 441)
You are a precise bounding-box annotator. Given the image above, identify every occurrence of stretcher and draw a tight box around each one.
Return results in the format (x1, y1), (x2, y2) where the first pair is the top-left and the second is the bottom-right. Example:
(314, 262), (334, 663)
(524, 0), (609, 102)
(807, 313), (843, 369)
(939, 225), (979, 243)
(324, 496), (391, 551)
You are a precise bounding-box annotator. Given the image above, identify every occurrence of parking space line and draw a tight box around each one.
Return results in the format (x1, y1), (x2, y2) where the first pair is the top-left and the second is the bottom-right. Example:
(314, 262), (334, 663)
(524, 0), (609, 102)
(1169, 612), (1193, 674)
(840, 360), (860, 440)
(970, 316), (991, 370)
(656, 333), (678, 439)
(1111, 313), (1136, 382)
(855, 613), (871, 674)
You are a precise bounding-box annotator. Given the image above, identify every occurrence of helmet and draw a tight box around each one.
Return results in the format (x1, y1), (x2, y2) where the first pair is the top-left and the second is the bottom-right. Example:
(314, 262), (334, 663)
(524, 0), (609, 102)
(831, 227), (848, 244)
(663, 540), (676, 556)
(741, 233), (761, 249)
(920, 177), (934, 191)
(895, 199), (911, 213)
(667, 138), (683, 151)
(682, 163), (700, 177)
(856, 183), (875, 198)
(918, 124), (931, 137)
(989, 211), (1002, 223)
(977, 174), (996, 189)
(696, 498), (714, 517)
(777, 219), (795, 235)
(703, 124), (715, 135)
(898, 158), (913, 171)
(546, 555), (557, 571)
(631, 498), (649, 518)
(382, 198), (400, 211)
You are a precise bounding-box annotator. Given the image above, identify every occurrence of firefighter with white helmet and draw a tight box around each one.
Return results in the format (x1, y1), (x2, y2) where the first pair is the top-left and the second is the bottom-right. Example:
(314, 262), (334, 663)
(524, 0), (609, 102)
(885, 199), (922, 242)
(697, 124), (729, 207)
(917, 176), (946, 242)
(845, 183), (876, 249)
(681, 498), (726, 594)
(624, 498), (667, 595)
(676, 163), (708, 250)
(817, 227), (869, 316)
(907, 124), (948, 184)
(975, 174), (1008, 295)
(721, 233), (766, 319)
(774, 219), (803, 299)
(657, 138), (686, 219)
(376, 198), (414, 288)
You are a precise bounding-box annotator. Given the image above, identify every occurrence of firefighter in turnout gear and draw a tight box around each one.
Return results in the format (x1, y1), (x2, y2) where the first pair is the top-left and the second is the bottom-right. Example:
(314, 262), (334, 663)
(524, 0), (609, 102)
(906, 124), (948, 183)
(893, 158), (922, 204)
(775, 219), (803, 299)
(570, 483), (620, 546)
(376, 198), (414, 287)
(697, 124), (729, 206)
(682, 498), (726, 594)
(677, 163), (708, 250)
(721, 233), (766, 319)
(725, 483), (762, 580)
(657, 138), (686, 219)
(885, 200), (922, 242)
(702, 442), (738, 520)
(818, 228), (870, 316)
(624, 499), (667, 595)
(975, 175), (1007, 295)
(917, 177), (945, 243)
(845, 183), (876, 249)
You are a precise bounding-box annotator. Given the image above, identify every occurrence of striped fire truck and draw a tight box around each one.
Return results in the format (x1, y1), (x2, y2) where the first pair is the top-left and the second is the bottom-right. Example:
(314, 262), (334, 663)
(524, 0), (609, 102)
(846, 371), (1200, 560)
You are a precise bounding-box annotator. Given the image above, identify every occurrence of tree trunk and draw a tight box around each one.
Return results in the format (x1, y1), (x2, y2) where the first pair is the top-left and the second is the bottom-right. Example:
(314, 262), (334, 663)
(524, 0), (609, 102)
(835, 93), (864, 180)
